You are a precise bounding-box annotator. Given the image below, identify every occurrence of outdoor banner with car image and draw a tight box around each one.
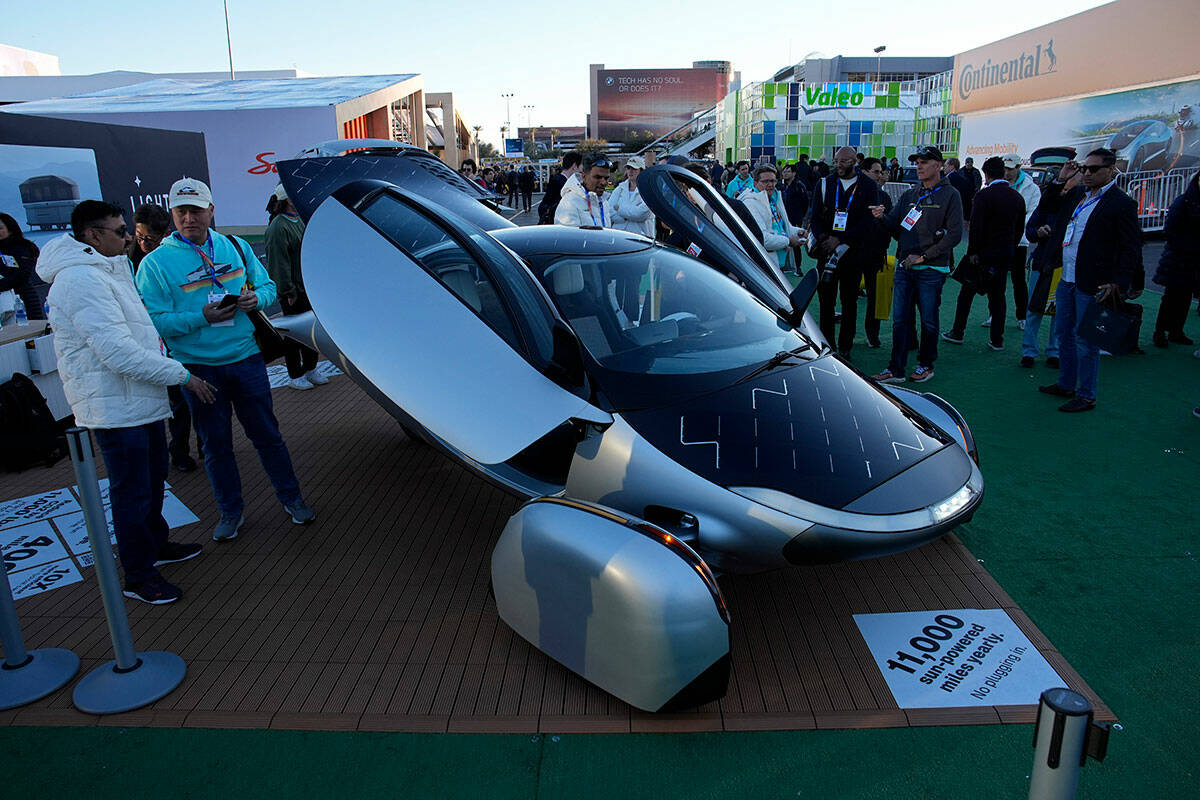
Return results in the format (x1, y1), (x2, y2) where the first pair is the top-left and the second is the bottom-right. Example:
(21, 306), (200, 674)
(960, 76), (1200, 173)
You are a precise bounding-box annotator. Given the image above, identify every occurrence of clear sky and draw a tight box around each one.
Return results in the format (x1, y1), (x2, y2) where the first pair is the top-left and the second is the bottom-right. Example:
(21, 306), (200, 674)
(7, 0), (1109, 149)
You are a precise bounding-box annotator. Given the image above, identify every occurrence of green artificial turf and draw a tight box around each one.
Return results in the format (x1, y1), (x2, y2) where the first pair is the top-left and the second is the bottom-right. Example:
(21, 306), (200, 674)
(2, 247), (1197, 798)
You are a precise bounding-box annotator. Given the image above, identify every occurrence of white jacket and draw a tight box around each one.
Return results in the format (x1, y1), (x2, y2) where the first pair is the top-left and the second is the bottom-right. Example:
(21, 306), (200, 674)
(609, 180), (655, 238)
(554, 173), (611, 228)
(36, 234), (188, 429)
(738, 188), (801, 252)
(1013, 170), (1042, 245)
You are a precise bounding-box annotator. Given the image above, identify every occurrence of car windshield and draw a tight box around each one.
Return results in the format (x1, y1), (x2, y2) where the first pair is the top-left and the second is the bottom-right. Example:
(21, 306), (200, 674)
(537, 247), (810, 376)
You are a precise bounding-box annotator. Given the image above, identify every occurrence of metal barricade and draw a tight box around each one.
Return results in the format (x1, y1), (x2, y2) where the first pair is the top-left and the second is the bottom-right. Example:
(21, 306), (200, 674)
(1116, 167), (1195, 232)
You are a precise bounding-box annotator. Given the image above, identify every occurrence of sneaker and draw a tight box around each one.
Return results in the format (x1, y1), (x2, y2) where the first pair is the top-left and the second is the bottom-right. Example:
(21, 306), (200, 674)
(288, 376), (314, 391)
(1017, 319), (1026, 331)
(1038, 383), (1075, 398)
(154, 541), (202, 566)
(284, 500), (316, 525)
(987, 341), (1003, 351)
(171, 453), (198, 472)
(304, 368), (329, 385)
(1046, 356), (1060, 368)
(123, 575), (182, 605)
(940, 330), (964, 344)
(1194, 407), (1200, 420)
(1194, 348), (1200, 359)
(980, 317), (991, 328)
(1058, 397), (1096, 413)
(909, 365), (934, 383)
(865, 336), (882, 349)
(870, 368), (905, 384)
(1020, 356), (1035, 368)
(213, 513), (244, 542)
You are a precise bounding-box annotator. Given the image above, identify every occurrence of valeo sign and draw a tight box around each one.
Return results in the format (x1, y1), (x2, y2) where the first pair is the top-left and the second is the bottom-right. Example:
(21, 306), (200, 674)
(805, 85), (867, 108)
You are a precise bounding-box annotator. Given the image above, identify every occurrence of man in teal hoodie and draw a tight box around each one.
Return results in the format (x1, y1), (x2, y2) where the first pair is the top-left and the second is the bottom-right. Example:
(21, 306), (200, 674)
(137, 178), (314, 542)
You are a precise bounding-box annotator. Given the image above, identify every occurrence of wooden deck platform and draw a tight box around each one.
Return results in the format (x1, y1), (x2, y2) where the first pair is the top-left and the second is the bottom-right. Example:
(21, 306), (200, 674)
(0, 373), (1113, 732)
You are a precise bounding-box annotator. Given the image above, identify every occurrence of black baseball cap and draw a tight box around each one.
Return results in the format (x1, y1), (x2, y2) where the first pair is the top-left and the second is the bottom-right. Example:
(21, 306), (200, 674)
(908, 146), (945, 163)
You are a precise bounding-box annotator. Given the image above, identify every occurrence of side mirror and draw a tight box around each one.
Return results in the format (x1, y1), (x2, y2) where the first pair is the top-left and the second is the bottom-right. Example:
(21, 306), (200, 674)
(787, 268), (819, 324)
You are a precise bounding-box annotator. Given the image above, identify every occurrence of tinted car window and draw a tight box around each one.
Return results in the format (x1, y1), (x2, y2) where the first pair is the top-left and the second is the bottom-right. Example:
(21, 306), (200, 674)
(538, 247), (807, 376)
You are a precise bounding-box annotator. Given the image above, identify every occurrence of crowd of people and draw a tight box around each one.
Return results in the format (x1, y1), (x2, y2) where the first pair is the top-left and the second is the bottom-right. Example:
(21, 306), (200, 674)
(3, 178), (319, 605)
(1, 140), (1196, 608)
(525, 144), (1198, 415)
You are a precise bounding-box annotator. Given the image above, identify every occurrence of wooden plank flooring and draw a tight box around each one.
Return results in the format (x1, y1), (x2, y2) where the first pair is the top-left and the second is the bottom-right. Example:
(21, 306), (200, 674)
(0, 374), (1114, 732)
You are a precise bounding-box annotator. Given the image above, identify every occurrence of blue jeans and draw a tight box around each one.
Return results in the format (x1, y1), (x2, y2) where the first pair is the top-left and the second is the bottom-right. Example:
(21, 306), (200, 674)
(182, 354), (302, 516)
(1022, 271), (1060, 358)
(1054, 281), (1100, 401)
(93, 421), (170, 585)
(889, 266), (947, 374)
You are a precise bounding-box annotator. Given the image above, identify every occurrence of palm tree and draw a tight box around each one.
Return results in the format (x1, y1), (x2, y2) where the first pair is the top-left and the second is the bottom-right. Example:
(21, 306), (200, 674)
(550, 128), (560, 150)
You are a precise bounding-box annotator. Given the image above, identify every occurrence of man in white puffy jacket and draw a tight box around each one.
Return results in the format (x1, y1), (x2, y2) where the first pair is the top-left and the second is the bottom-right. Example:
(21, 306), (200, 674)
(609, 156), (655, 238)
(554, 152), (613, 228)
(738, 164), (804, 270)
(36, 201), (215, 605)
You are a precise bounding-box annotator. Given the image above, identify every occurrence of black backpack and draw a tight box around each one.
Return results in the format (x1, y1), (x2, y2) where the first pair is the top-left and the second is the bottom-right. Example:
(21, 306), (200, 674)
(0, 372), (66, 472)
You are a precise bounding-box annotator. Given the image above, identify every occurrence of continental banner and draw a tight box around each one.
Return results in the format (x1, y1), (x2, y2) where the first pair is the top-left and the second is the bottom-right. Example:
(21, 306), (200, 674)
(951, 0), (1200, 115)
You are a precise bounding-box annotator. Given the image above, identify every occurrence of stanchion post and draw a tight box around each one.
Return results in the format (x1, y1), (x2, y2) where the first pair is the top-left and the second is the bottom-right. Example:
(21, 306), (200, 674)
(0, 560), (80, 710)
(64, 427), (186, 715)
(1028, 687), (1110, 800)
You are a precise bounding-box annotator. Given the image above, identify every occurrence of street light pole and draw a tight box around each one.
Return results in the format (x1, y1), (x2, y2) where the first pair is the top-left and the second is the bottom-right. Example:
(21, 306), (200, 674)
(223, 0), (235, 80)
(873, 45), (886, 85)
(501, 92), (513, 130)
(523, 105), (535, 127)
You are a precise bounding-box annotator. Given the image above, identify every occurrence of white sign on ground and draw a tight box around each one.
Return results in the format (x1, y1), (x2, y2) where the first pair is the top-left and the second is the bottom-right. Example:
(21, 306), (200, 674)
(853, 608), (1064, 708)
(1, 478), (199, 598)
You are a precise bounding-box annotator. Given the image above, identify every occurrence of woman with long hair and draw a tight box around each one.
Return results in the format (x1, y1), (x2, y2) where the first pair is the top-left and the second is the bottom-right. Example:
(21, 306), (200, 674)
(0, 211), (47, 320)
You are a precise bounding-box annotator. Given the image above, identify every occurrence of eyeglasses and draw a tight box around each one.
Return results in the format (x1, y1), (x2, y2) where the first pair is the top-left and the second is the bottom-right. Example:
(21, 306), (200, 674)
(1080, 164), (1112, 174)
(135, 233), (163, 245)
(90, 224), (128, 237)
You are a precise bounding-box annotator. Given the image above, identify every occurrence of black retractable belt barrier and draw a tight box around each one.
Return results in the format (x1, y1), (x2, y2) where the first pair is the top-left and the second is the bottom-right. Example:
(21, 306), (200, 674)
(0, 558), (79, 710)
(1028, 687), (1111, 800)
(65, 428), (186, 714)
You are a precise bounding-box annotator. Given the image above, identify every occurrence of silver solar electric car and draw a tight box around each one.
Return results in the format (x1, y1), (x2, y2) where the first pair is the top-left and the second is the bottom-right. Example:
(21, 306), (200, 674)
(275, 145), (983, 712)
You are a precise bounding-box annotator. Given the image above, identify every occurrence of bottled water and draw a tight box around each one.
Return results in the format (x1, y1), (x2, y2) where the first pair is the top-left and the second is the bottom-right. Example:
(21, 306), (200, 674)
(14, 295), (28, 326)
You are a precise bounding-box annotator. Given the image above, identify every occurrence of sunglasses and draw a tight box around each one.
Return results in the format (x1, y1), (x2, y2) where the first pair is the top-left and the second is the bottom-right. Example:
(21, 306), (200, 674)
(1079, 164), (1112, 174)
(90, 224), (128, 237)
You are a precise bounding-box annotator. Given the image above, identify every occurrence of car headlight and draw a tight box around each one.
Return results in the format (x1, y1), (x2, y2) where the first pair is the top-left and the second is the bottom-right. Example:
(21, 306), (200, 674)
(931, 484), (975, 524)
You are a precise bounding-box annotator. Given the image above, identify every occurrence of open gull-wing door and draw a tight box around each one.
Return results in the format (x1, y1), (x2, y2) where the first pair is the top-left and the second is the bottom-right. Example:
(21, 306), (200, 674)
(299, 180), (609, 466)
(638, 165), (794, 311)
(276, 150), (514, 232)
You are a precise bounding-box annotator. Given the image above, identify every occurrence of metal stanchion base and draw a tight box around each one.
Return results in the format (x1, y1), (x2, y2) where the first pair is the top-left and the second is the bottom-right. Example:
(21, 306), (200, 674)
(0, 648), (80, 711)
(72, 651), (185, 715)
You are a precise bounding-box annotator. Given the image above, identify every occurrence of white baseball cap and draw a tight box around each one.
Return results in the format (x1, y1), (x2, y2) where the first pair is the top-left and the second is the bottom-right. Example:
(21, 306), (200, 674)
(272, 183), (289, 202)
(168, 178), (213, 209)
(1001, 154), (1023, 169)
(626, 156), (646, 170)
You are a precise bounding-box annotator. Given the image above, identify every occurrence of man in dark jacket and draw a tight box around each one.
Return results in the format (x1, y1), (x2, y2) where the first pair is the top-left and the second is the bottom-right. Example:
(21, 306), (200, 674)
(518, 166), (536, 213)
(537, 151), (582, 223)
(1035, 148), (1142, 411)
(1019, 164), (1082, 368)
(869, 146), (964, 383)
(1151, 170), (1199, 347)
(862, 158), (893, 348)
(944, 157), (975, 222)
(943, 156), (1026, 349)
(809, 146), (882, 356)
(962, 157), (983, 193)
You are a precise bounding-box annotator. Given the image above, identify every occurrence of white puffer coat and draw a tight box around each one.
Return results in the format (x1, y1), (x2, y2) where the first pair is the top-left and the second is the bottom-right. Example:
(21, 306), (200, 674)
(36, 234), (188, 429)
(609, 180), (655, 238)
(554, 173), (611, 228)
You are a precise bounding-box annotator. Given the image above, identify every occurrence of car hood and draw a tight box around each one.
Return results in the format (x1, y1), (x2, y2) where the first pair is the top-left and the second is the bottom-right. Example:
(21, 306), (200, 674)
(621, 356), (966, 510)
